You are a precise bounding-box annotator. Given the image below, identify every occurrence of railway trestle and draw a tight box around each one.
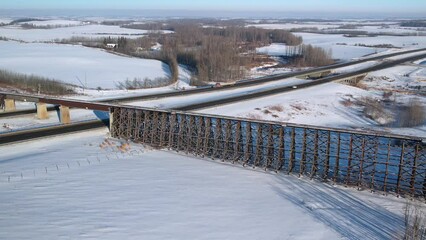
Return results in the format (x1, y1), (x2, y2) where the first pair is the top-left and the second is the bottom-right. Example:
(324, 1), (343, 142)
(110, 106), (426, 199)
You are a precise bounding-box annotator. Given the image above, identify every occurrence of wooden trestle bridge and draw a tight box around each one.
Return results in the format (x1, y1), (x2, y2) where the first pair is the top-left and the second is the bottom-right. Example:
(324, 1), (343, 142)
(110, 106), (426, 198)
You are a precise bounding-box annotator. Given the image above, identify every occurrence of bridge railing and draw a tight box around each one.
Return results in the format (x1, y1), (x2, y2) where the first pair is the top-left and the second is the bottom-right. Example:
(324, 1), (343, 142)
(110, 106), (426, 198)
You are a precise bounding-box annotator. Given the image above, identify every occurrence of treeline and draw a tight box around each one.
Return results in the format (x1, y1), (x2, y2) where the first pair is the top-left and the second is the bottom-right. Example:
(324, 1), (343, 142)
(113, 20), (334, 82)
(153, 22), (303, 83)
(288, 45), (334, 67)
(0, 69), (74, 95)
(401, 20), (426, 27)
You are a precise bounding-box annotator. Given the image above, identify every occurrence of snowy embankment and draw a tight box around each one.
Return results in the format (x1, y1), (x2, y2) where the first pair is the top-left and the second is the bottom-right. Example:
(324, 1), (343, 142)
(0, 129), (413, 239)
(0, 41), (171, 89)
(197, 81), (426, 138)
(127, 77), (306, 109)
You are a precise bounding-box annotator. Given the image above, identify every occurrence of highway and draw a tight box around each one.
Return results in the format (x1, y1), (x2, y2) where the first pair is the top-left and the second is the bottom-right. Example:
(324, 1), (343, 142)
(0, 119), (106, 145)
(174, 51), (426, 111)
(1, 47), (426, 118)
(1, 49), (426, 145)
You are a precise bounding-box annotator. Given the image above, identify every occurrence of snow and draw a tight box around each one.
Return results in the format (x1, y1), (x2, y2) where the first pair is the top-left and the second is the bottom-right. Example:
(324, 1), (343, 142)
(249, 65), (294, 79)
(386, 50), (426, 61)
(126, 77), (307, 109)
(174, 64), (193, 90)
(0, 128), (417, 239)
(0, 108), (101, 133)
(0, 41), (171, 89)
(256, 43), (290, 56)
(22, 19), (84, 27)
(249, 22), (426, 35)
(199, 82), (368, 125)
(0, 18), (12, 24)
(295, 32), (426, 60)
(71, 87), (175, 101)
(0, 24), (167, 42)
(332, 61), (378, 74)
(363, 65), (426, 92)
(197, 82), (426, 138)
(414, 58), (426, 65)
(256, 40), (386, 61)
(248, 23), (341, 30)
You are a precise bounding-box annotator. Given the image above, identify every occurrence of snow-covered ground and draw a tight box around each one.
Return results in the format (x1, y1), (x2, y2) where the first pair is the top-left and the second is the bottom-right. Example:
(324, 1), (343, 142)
(248, 23), (341, 30)
(363, 65), (426, 93)
(198, 81), (426, 138)
(249, 64), (294, 78)
(297, 32), (426, 49)
(337, 25), (426, 34)
(0, 24), (168, 42)
(332, 61), (378, 74)
(0, 108), (101, 133)
(0, 18), (12, 24)
(20, 19), (85, 27)
(126, 77), (307, 109)
(1, 18), (425, 239)
(295, 32), (426, 61)
(256, 43), (291, 56)
(199, 83), (370, 125)
(256, 42), (384, 60)
(249, 22), (426, 35)
(0, 41), (171, 89)
(0, 128), (418, 239)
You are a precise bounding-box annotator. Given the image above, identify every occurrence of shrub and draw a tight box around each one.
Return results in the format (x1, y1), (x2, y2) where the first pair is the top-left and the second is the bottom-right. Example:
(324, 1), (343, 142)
(268, 105), (284, 112)
(116, 77), (171, 90)
(402, 201), (426, 240)
(246, 113), (262, 120)
(359, 97), (394, 125)
(0, 69), (74, 95)
(395, 99), (425, 127)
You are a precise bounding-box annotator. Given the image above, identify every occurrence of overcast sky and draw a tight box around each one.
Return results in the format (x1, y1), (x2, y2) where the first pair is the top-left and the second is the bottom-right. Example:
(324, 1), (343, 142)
(3, 0), (426, 13)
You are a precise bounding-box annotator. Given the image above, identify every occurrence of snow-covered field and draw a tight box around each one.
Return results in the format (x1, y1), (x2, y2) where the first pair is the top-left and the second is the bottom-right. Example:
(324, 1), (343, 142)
(0, 24), (164, 42)
(248, 23), (341, 30)
(256, 42), (384, 60)
(0, 18), (12, 24)
(21, 19), (84, 27)
(0, 41), (171, 89)
(0, 128), (416, 239)
(1, 17), (426, 239)
(294, 32), (426, 61)
(363, 65), (426, 92)
(198, 81), (426, 138)
(199, 83), (370, 125)
(256, 43), (292, 56)
(250, 22), (426, 35)
(297, 32), (426, 48)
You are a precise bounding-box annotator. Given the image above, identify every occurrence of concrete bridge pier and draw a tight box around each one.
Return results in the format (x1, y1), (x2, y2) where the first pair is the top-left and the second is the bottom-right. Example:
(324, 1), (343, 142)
(59, 106), (70, 124)
(36, 102), (49, 119)
(4, 99), (16, 111)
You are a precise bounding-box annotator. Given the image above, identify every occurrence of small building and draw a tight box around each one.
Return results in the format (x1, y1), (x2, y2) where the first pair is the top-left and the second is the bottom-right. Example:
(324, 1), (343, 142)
(106, 43), (117, 49)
